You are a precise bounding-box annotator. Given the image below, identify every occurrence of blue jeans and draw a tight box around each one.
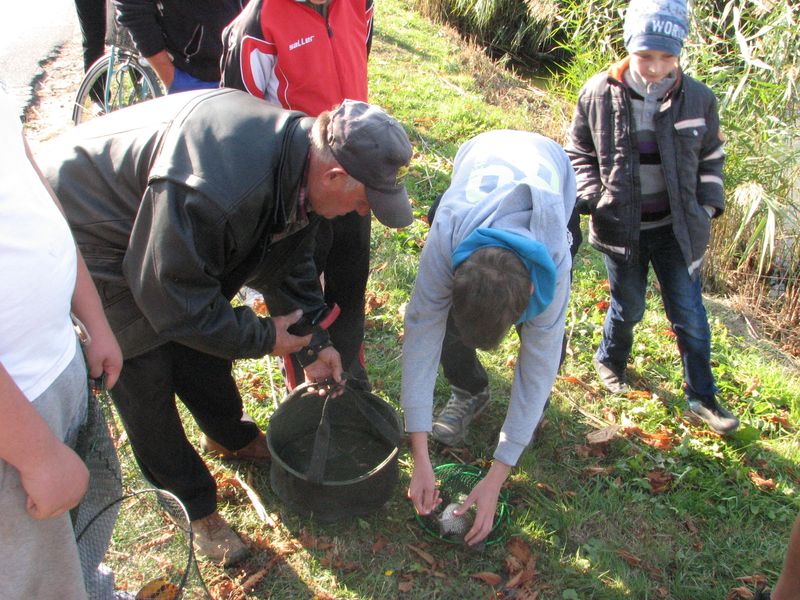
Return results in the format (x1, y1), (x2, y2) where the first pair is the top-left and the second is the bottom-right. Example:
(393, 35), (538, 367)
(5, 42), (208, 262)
(596, 225), (716, 401)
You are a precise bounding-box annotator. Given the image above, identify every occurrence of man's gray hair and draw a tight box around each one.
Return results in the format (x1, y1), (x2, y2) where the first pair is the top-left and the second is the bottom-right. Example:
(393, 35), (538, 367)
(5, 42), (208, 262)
(310, 110), (336, 164)
(310, 110), (361, 191)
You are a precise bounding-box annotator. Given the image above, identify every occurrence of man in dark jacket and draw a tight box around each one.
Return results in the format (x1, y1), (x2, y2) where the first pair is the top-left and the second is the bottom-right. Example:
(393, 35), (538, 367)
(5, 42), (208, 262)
(113, 0), (245, 92)
(39, 88), (413, 566)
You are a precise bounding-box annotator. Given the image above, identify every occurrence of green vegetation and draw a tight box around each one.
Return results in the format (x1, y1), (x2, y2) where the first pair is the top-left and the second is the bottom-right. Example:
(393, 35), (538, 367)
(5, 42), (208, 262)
(102, 0), (799, 598)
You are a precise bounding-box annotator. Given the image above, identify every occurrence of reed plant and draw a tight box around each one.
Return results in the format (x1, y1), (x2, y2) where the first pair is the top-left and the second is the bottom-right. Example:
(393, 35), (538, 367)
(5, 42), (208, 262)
(412, 0), (559, 69)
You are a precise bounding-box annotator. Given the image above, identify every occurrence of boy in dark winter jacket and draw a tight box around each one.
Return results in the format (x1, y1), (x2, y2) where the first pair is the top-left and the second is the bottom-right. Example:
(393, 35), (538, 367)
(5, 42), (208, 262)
(113, 0), (245, 93)
(567, 0), (739, 434)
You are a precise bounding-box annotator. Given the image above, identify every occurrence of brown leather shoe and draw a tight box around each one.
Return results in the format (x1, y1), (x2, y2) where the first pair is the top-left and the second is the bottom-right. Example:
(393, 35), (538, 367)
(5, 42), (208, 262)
(200, 431), (271, 465)
(191, 511), (249, 567)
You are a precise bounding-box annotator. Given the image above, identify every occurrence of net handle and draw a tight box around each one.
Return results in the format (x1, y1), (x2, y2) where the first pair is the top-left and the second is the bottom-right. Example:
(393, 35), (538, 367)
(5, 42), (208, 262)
(75, 488), (195, 594)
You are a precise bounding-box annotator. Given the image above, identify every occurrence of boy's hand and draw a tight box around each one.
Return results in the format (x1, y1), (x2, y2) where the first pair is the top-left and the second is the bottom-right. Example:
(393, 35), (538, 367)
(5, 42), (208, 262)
(408, 462), (441, 515)
(83, 323), (123, 389)
(459, 460), (511, 546)
(21, 441), (89, 519)
(407, 432), (441, 515)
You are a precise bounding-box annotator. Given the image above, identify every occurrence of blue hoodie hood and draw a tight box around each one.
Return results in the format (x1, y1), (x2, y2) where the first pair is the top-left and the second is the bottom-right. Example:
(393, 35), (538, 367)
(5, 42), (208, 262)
(452, 227), (556, 323)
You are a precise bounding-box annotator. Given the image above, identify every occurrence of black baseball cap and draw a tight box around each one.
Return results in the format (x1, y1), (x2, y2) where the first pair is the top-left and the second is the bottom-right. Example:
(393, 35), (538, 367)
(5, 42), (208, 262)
(327, 100), (413, 228)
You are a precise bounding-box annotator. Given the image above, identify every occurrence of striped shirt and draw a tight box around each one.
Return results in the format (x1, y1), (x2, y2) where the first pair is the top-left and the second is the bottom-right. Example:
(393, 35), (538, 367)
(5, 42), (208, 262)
(624, 67), (677, 230)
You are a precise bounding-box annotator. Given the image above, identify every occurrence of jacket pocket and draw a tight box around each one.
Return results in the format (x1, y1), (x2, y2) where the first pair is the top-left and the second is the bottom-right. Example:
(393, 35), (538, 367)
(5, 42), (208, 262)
(674, 119), (706, 155)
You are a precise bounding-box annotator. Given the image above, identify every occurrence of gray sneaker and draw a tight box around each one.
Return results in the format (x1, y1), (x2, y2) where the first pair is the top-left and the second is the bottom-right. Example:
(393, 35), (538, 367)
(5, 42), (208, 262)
(593, 357), (628, 394)
(432, 386), (490, 446)
(687, 397), (740, 435)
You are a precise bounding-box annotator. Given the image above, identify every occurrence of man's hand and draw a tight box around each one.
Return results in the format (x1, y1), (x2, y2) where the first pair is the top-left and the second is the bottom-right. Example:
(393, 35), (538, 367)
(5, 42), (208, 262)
(458, 460), (511, 546)
(271, 310), (312, 356)
(303, 346), (344, 395)
(21, 441), (89, 520)
(407, 432), (441, 515)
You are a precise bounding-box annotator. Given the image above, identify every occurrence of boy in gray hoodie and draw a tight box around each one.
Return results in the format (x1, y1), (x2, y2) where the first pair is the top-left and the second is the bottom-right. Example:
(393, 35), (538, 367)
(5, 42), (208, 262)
(401, 130), (576, 545)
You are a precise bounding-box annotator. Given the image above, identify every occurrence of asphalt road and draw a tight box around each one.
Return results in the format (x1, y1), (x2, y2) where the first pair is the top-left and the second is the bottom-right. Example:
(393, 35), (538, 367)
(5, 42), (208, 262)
(0, 0), (79, 116)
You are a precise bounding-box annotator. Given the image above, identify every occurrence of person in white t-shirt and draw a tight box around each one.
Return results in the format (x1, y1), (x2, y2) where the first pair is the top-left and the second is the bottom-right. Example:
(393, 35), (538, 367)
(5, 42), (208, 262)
(0, 85), (122, 600)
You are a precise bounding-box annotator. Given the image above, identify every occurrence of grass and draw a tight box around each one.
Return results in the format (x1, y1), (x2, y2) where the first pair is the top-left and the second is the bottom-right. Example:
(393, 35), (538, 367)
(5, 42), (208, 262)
(98, 0), (799, 597)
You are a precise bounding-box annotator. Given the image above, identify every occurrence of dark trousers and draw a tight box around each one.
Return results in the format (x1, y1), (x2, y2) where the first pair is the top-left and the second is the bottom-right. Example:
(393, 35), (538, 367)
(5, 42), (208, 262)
(74, 0), (106, 71)
(597, 225), (716, 401)
(441, 311), (489, 394)
(286, 211), (371, 387)
(109, 342), (259, 521)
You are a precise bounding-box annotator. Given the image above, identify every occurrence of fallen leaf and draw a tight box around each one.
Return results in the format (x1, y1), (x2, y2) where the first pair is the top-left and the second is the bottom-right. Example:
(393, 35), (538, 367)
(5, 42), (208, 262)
(574, 444), (607, 458)
(407, 544), (436, 567)
(583, 465), (615, 477)
(617, 549), (643, 567)
(372, 535), (389, 553)
(766, 413), (792, 429)
(535, 482), (557, 496)
(736, 574), (768, 586)
(647, 469), (674, 494)
(602, 407), (618, 423)
(507, 538), (532, 564)
(506, 567), (536, 589)
(624, 390), (652, 399)
(595, 300), (610, 311)
(743, 378), (760, 397)
(241, 556), (281, 592)
(749, 471), (776, 490)
(398, 578), (413, 593)
(470, 572), (503, 586)
(586, 425), (619, 444)
(299, 529), (334, 550)
(561, 374), (601, 397)
(725, 587), (755, 600)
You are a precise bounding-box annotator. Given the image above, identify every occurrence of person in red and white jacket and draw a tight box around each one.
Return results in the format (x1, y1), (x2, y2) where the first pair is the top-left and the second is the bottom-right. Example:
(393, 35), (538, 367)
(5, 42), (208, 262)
(221, 0), (377, 391)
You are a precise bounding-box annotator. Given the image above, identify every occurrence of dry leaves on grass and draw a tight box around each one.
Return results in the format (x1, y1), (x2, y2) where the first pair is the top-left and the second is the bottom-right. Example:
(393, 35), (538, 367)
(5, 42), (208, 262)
(726, 587), (756, 599)
(574, 444), (608, 459)
(646, 469), (674, 494)
(371, 535), (390, 553)
(737, 574), (769, 587)
(299, 529), (335, 550)
(469, 538), (538, 595)
(561, 374), (602, 399)
(583, 464), (615, 477)
(749, 471), (776, 490)
(617, 549), (663, 580)
(365, 290), (390, 314)
(586, 424), (619, 445)
(621, 424), (678, 451)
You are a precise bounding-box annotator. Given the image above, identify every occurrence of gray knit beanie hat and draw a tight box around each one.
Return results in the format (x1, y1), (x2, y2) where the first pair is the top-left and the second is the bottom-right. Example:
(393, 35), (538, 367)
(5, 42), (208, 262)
(624, 0), (689, 56)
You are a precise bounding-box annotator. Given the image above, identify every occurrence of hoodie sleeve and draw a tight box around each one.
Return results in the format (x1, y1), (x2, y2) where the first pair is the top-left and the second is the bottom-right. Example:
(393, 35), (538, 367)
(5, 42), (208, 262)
(495, 271), (568, 466)
(400, 216), (455, 433)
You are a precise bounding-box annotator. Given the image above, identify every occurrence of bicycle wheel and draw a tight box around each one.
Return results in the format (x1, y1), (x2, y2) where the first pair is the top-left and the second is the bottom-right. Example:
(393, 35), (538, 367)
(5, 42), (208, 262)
(73, 49), (163, 125)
